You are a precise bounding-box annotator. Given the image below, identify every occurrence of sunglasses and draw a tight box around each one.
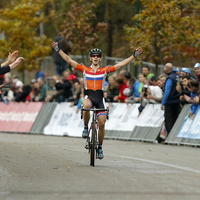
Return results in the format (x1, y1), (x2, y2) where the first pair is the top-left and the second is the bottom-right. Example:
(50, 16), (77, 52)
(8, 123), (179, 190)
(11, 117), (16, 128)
(91, 54), (101, 58)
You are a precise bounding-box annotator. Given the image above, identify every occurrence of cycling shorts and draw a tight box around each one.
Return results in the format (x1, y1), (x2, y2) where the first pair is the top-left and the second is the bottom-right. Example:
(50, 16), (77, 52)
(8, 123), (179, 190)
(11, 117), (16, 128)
(84, 89), (107, 118)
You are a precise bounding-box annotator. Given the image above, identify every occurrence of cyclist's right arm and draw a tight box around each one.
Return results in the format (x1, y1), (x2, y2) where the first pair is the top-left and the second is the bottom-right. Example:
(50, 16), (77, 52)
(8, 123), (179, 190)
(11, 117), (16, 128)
(51, 42), (78, 69)
(58, 49), (78, 68)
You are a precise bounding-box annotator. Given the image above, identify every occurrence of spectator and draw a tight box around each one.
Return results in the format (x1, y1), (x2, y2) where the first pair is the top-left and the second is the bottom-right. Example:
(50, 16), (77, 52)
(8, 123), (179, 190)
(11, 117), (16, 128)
(29, 79), (40, 102)
(138, 85), (163, 115)
(138, 73), (148, 93)
(35, 77), (48, 102)
(194, 63), (200, 83)
(161, 63), (181, 136)
(70, 67), (79, 79)
(158, 74), (167, 88)
(12, 77), (23, 88)
(104, 76), (119, 102)
(79, 77), (84, 90)
(176, 75), (191, 107)
(124, 78), (141, 103)
(53, 35), (72, 76)
(119, 70), (127, 83)
(113, 78), (128, 103)
(142, 66), (154, 80)
(67, 74), (78, 84)
(1, 77), (13, 103)
(14, 84), (32, 102)
(45, 71), (73, 103)
(70, 81), (82, 107)
(112, 72), (118, 79)
(76, 88), (85, 113)
(186, 80), (199, 119)
(146, 85), (163, 103)
(149, 75), (157, 86)
(35, 68), (45, 80)
(123, 71), (131, 83)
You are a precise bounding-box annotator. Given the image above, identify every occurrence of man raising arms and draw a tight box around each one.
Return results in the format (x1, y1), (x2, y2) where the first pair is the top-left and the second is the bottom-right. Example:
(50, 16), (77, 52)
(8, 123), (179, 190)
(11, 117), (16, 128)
(51, 42), (142, 159)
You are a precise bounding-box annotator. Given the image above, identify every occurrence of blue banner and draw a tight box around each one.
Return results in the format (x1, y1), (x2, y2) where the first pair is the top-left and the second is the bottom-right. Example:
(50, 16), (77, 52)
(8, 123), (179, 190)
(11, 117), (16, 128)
(177, 105), (200, 139)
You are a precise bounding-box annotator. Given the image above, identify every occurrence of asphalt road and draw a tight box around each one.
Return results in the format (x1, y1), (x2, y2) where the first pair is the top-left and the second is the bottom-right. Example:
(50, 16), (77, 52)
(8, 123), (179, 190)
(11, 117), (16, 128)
(0, 133), (200, 200)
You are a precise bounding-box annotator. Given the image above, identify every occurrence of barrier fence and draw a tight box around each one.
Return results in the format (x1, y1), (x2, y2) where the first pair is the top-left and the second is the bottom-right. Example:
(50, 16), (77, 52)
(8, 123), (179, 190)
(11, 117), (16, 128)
(0, 102), (200, 147)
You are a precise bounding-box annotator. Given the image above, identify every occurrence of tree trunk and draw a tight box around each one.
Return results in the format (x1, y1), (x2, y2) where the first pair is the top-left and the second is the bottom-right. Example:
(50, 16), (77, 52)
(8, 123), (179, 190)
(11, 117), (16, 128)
(105, 2), (113, 57)
(107, 20), (113, 57)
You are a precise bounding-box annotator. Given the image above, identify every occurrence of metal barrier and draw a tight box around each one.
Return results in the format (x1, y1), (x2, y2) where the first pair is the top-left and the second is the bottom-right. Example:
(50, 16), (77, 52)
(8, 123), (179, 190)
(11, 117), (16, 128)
(30, 102), (57, 134)
(165, 104), (200, 147)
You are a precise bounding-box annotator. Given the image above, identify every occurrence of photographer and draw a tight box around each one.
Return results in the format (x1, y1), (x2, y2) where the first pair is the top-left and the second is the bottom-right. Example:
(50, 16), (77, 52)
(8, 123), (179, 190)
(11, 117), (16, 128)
(138, 85), (163, 115)
(45, 71), (73, 103)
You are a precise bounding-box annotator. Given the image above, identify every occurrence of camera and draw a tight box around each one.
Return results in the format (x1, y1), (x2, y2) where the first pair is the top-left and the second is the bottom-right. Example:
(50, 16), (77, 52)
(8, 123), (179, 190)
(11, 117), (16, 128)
(143, 85), (148, 98)
(1, 84), (11, 92)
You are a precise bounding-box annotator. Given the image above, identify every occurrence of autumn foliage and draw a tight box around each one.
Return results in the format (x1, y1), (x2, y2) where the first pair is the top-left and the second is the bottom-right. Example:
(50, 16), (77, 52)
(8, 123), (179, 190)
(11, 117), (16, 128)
(125, 0), (200, 70)
(59, 0), (108, 56)
(0, 0), (54, 72)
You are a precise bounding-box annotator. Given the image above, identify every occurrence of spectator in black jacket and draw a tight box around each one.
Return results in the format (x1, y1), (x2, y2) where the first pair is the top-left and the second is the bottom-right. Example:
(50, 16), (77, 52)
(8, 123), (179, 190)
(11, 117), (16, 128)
(45, 71), (73, 102)
(176, 75), (191, 107)
(14, 84), (32, 102)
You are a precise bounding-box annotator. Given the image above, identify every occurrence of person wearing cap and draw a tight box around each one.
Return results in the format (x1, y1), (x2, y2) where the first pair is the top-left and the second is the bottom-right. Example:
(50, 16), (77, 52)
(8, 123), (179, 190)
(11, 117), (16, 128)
(183, 63), (200, 105)
(194, 63), (200, 83)
(51, 41), (142, 160)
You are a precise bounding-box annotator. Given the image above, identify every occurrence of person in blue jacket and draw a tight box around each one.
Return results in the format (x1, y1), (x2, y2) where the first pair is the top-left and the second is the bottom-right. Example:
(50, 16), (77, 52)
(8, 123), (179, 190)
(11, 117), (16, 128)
(187, 80), (199, 120)
(161, 63), (181, 135)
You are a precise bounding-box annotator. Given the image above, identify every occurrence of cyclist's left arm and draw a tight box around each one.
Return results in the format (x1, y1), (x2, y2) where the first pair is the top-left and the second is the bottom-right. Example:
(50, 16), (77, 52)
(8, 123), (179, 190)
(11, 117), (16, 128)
(114, 47), (142, 71)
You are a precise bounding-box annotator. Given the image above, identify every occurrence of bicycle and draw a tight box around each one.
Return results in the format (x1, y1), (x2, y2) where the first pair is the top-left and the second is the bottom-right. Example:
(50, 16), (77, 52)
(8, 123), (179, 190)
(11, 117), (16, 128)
(81, 106), (109, 167)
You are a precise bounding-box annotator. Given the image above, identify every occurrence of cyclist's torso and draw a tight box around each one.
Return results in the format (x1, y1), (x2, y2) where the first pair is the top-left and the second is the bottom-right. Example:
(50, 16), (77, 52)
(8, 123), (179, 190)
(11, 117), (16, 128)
(76, 63), (116, 91)
(76, 63), (116, 109)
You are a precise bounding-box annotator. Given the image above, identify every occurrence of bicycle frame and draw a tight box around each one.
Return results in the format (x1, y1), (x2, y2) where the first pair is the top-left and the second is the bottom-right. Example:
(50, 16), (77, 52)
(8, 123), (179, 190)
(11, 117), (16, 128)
(81, 106), (109, 166)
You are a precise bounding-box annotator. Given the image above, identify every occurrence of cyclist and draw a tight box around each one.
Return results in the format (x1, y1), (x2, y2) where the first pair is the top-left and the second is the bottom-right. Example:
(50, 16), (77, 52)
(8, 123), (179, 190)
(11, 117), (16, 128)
(51, 42), (142, 159)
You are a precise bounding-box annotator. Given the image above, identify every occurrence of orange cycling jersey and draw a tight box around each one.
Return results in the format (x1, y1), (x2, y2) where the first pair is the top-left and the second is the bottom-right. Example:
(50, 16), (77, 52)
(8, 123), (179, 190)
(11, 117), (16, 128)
(76, 63), (116, 91)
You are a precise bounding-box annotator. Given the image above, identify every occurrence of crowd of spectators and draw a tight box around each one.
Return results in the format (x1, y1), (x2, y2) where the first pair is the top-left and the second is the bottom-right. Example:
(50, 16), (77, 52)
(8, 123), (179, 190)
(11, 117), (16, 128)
(1, 59), (200, 142)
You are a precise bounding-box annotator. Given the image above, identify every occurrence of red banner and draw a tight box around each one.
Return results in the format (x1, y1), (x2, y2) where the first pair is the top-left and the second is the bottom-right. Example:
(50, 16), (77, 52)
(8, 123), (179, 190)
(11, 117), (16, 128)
(0, 102), (43, 133)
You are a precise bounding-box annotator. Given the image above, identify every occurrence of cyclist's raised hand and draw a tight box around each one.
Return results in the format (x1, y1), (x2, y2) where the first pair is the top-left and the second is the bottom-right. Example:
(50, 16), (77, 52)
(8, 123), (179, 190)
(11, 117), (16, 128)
(7, 51), (18, 64)
(9, 57), (24, 70)
(133, 47), (143, 58)
(51, 42), (60, 52)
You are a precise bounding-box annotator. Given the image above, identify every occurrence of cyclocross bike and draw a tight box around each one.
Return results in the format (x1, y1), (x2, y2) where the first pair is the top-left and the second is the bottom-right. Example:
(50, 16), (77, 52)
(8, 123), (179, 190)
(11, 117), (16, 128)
(81, 106), (109, 167)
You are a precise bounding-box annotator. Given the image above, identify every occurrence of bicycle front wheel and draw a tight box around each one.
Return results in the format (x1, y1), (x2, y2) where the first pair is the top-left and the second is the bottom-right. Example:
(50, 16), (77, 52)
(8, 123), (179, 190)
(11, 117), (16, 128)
(90, 123), (96, 167)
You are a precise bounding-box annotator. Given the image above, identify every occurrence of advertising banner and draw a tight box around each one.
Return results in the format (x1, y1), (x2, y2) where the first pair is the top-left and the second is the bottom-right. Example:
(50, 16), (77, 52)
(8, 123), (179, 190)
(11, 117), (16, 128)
(0, 102), (43, 132)
(135, 104), (164, 127)
(105, 103), (139, 131)
(44, 103), (84, 137)
(177, 106), (200, 139)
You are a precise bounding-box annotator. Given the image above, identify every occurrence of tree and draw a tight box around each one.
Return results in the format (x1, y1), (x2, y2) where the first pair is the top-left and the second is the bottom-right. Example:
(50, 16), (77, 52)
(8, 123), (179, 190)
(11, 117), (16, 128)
(124, 0), (200, 74)
(94, 0), (136, 56)
(58, 0), (107, 61)
(0, 0), (54, 80)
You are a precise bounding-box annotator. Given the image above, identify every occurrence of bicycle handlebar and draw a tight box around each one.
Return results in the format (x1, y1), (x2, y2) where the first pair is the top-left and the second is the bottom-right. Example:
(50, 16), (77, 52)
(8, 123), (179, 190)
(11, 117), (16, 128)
(82, 108), (108, 112)
(81, 106), (109, 120)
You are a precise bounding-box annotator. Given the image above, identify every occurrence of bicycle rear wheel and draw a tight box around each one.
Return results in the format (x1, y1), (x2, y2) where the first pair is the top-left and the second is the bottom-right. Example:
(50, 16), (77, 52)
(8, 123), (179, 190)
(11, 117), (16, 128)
(90, 123), (96, 166)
